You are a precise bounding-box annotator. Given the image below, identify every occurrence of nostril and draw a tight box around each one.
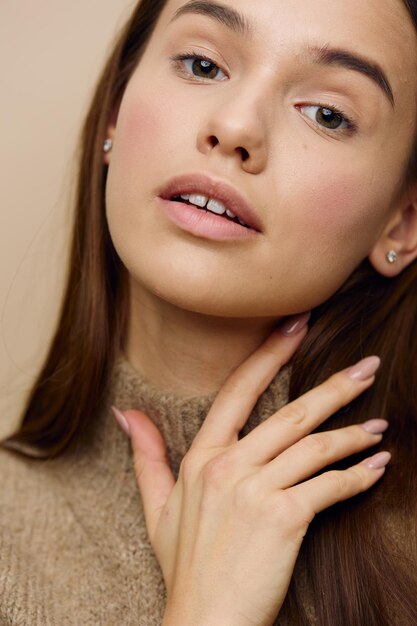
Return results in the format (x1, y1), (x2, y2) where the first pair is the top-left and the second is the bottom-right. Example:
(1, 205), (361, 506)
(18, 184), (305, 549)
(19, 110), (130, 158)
(240, 147), (250, 161)
(209, 137), (249, 161)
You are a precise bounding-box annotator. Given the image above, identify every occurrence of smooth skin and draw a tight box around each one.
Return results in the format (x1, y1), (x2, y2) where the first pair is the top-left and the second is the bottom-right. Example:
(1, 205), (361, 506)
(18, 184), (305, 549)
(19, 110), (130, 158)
(118, 319), (389, 626)
(104, 0), (417, 397)
(105, 0), (417, 622)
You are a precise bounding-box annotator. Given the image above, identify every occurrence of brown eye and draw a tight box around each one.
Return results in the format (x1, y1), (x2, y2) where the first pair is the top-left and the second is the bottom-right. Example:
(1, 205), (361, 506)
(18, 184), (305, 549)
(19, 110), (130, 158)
(171, 53), (227, 82)
(190, 58), (220, 79)
(299, 104), (354, 133)
(316, 107), (344, 129)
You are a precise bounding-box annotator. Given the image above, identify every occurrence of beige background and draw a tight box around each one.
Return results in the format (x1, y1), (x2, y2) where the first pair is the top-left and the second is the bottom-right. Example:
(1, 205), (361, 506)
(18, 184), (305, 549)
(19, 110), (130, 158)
(0, 0), (136, 436)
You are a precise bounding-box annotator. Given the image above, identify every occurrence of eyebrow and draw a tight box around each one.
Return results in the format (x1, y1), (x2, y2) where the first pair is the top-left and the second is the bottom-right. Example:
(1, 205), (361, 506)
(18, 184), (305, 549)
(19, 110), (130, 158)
(169, 0), (395, 108)
(170, 0), (254, 40)
(307, 43), (395, 108)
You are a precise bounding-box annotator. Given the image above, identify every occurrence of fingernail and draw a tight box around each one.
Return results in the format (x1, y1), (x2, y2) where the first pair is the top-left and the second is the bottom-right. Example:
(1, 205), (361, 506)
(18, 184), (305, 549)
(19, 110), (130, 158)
(280, 311), (311, 336)
(360, 450), (391, 470)
(345, 356), (381, 381)
(111, 405), (131, 437)
(361, 419), (389, 434)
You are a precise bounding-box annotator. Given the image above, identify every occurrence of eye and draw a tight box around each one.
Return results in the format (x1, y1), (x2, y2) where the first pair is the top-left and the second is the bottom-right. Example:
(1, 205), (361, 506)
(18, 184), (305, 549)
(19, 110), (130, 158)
(298, 104), (356, 133)
(170, 52), (228, 81)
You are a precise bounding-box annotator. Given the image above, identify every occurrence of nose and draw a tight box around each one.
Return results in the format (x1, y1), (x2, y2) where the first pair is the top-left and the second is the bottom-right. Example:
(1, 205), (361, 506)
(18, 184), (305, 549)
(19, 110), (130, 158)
(196, 86), (269, 173)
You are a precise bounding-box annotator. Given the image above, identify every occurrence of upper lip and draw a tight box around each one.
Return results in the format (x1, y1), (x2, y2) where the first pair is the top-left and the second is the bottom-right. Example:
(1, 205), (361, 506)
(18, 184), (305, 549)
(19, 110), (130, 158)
(158, 173), (263, 233)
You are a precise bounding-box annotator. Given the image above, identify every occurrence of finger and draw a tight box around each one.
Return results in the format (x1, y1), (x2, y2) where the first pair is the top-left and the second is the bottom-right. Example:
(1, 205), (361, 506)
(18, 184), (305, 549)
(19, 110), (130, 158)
(259, 420), (388, 489)
(234, 355), (381, 465)
(120, 408), (176, 541)
(193, 311), (311, 449)
(288, 449), (391, 516)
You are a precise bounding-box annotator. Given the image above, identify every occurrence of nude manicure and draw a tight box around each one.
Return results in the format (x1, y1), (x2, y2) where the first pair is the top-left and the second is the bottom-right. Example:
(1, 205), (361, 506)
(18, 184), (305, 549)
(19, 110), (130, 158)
(360, 451), (391, 470)
(280, 311), (311, 336)
(111, 405), (131, 437)
(345, 356), (381, 381)
(361, 419), (389, 434)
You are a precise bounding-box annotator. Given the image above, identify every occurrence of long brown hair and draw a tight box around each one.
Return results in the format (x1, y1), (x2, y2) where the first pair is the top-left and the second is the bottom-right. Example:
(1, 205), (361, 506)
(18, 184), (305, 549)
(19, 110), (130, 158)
(2, 1), (417, 623)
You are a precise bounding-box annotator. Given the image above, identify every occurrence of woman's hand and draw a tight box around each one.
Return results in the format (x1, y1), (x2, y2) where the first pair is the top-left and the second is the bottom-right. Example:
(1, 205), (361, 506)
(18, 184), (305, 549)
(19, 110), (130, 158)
(114, 313), (390, 626)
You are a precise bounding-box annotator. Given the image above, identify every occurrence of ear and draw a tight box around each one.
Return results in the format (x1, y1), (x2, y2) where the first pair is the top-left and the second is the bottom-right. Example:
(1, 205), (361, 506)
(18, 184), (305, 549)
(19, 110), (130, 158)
(368, 183), (417, 277)
(103, 102), (120, 166)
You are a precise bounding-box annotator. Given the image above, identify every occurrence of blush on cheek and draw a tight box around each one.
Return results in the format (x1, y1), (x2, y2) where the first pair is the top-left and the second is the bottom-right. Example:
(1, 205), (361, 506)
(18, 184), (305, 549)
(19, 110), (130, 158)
(121, 107), (158, 162)
(118, 86), (174, 167)
(302, 172), (377, 244)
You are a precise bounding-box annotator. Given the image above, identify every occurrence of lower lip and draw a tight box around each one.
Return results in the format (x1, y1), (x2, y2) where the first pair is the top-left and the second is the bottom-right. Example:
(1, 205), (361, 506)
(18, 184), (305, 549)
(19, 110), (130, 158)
(157, 198), (259, 241)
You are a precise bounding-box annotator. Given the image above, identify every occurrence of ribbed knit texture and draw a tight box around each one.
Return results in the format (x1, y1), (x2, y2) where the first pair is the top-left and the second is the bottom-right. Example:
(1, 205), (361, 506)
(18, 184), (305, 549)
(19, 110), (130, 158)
(0, 353), (304, 626)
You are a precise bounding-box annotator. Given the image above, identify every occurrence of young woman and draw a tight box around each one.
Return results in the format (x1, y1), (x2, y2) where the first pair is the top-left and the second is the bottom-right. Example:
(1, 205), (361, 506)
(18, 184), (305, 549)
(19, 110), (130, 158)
(1, 0), (417, 624)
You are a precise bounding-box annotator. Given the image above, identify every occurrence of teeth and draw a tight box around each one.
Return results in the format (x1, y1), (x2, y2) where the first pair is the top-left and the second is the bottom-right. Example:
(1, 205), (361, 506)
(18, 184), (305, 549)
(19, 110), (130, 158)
(206, 198), (227, 215)
(188, 193), (208, 208)
(176, 192), (247, 227)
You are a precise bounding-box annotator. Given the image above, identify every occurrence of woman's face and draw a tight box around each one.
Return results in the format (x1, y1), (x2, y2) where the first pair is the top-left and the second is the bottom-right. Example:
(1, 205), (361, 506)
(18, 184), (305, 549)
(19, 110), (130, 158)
(105, 0), (417, 317)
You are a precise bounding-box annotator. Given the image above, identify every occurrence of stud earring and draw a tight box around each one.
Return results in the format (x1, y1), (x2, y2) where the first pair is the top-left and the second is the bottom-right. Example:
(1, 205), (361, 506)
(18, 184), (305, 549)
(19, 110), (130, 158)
(103, 138), (113, 153)
(386, 250), (398, 264)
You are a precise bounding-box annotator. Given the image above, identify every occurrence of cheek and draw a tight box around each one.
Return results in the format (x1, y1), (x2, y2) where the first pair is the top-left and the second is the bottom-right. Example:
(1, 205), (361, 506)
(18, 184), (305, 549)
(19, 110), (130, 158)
(117, 88), (171, 169)
(282, 159), (385, 259)
(307, 175), (367, 238)
(106, 82), (179, 235)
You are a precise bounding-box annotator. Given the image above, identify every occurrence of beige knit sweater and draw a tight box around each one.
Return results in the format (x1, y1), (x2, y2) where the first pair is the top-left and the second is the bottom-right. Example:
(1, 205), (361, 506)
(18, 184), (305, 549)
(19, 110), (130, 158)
(0, 354), (299, 625)
(0, 354), (407, 625)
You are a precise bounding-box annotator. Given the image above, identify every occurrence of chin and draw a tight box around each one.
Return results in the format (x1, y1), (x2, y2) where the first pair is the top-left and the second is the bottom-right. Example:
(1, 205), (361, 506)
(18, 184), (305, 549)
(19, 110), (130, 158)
(132, 275), (283, 318)
(124, 249), (336, 318)
(131, 273), (253, 317)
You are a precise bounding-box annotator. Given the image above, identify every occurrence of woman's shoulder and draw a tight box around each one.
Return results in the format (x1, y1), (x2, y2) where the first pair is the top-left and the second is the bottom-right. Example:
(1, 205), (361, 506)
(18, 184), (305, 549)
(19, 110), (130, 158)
(0, 445), (73, 541)
(0, 447), (62, 624)
(0, 446), (55, 528)
(0, 444), (42, 491)
(0, 447), (101, 625)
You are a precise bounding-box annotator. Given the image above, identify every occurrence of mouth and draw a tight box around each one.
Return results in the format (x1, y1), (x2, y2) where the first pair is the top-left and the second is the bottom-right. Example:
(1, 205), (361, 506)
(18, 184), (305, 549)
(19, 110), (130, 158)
(170, 194), (251, 229)
(158, 172), (264, 234)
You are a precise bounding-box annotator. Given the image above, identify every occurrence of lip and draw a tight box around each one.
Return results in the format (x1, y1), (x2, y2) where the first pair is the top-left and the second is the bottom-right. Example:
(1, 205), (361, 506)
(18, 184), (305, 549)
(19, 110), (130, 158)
(157, 172), (264, 233)
(157, 197), (259, 241)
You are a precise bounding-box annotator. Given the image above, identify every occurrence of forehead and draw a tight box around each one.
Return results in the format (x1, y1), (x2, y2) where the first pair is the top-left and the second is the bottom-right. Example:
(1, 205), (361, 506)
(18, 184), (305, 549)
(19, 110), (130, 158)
(160, 0), (417, 100)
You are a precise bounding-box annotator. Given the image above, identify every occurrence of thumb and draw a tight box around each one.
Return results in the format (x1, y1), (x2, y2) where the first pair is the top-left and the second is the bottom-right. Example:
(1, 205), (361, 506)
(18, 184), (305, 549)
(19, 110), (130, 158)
(111, 406), (175, 538)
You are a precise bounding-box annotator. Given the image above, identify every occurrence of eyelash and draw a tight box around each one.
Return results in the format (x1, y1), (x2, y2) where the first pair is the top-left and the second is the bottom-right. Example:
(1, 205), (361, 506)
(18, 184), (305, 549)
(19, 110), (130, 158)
(169, 50), (358, 136)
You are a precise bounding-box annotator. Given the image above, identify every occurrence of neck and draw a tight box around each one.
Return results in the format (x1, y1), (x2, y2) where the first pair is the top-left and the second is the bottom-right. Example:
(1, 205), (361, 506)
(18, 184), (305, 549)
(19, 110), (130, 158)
(125, 282), (282, 396)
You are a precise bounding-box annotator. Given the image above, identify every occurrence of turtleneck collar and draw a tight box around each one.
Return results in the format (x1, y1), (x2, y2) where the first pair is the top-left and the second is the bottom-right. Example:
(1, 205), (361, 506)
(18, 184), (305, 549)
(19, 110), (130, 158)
(103, 352), (292, 479)
(18, 349), (291, 496)
(7, 352), (292, 483)
(107, 353), (220, 475)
